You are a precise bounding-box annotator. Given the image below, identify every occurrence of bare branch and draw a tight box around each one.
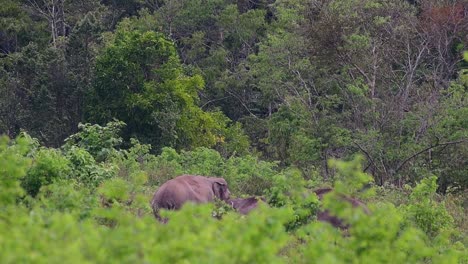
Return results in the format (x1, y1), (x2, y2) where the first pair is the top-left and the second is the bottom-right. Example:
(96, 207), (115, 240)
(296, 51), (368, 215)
(395, 139), (467, 174)
(353, 141), (377, 173)
(200, 96), (231, 109)
(225, 90), (260, 119)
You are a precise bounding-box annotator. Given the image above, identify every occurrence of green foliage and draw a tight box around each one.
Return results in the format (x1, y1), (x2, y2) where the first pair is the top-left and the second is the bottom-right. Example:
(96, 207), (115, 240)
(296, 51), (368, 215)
(65, 146), (117, 188)
(429, 78), (468, 192)
(224, 154), (279, 195)
(1, 1), (468, 262)
(0, 0), (48, 53)
(266, 99), (351, 179)
(98, 178), (131, 203)
(288, 133), (321, 173)
(34, 180), (98, 219)
(1, 0), (467, 195)
(290, 160), (465, 264)
(64, 121), (125, 162)
(267, 105), (308, 162)
(87, 27), (230, 151)
(264, 168), (321, 231)
(179, 147), (225, 175)
(1, 203), (293, 263)
(329, 155), (374, 196)
(1, 42), (81, 146)
(22, 148), (71, 197)
(293, 203), (455, 264)
(0, 136), (31, 205)
(215, 122), (251, 157)
(1, 134), (466, 263)
(403, 176), (455, 238)
(219, 5), (267, 52)
(145, 147), (184, 186)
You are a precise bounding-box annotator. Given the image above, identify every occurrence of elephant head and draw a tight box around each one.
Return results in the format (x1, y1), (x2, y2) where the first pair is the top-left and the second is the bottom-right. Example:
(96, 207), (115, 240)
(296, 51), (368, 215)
(209, 177), (230, 201)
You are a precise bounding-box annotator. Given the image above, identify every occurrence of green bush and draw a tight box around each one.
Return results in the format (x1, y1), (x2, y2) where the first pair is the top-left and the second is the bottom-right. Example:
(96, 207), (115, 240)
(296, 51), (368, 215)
(224, 154), (279, 195)
(65, 146), (117, 188)
(215, 121), (251, 157)
(0, 135), (31, 205)
(35, 180), (98, 219)
(288, 161), (465, 264)
(22, 148), (71, 197)
(1, 134), (466, 264)
(291, 203), (463, 264)
(402, 176), (455, 238)
(145, 147), (183, 186)
(63, 121), (124, 162)
(179, 147), (225, 176)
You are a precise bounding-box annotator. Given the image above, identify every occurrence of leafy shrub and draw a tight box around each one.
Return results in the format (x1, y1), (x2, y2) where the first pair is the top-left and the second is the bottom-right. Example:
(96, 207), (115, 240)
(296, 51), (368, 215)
(289, 159), (466, 264)
(288, 132), (321, 176)
(98, 178), (131, 203)
(117, 138), (153, 172)
(402, 176), (455, 238)
(215, 121), (251, 157)
(328, 155), (374, 197)
(370, 183), (412, 206)
(63, 121), (124, 162)
(152, 204), (292, 263)
(145, 147), (183, 186)
(179, 147), (225, 176)
(290, 157), (466, 263)
(22, 148), (71, 197)
(266, 168), (306, 207)
(291, 203), (463, 264)
(35, 180), (98, 219)
(443, 192), (468, 240)
(65, 146), (117, 188)
(1, 134), (466, 264)
(0, 135), (31, 205)
(224, 154), (279, 195)
(212, 197), (237, 219)
(0, 202), (293, 263)
(285, 193), (320, 232)
(265, 168), (321, 231)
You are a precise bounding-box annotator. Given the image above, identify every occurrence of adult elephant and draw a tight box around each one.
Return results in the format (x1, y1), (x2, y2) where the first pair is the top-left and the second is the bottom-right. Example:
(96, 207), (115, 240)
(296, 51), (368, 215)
(151, 175), (231, 221)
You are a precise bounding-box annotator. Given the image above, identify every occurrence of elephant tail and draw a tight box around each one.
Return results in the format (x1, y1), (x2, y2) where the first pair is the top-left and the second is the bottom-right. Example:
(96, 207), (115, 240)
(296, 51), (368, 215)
(151, 201), (169, 224)
(154, 209), (167, 224)
(153, 207), (169, 224)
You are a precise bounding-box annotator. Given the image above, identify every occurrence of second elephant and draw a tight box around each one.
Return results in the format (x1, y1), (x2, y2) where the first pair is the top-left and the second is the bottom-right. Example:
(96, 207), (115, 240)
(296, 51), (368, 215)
(229, 196), (266, 215)
(314, 187), (369, 229)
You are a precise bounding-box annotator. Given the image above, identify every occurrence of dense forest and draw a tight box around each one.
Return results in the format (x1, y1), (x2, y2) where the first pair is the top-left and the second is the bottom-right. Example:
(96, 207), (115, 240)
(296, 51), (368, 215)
(0, 0), (467, 262)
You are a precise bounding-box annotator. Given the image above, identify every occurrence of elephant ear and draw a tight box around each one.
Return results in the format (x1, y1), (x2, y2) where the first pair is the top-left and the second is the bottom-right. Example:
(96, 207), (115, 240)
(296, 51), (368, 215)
(211, 178), (229, 201)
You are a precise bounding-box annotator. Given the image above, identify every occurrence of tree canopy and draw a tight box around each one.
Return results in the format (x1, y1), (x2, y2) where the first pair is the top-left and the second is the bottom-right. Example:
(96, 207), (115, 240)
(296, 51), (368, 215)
(0, 0), (467, 190)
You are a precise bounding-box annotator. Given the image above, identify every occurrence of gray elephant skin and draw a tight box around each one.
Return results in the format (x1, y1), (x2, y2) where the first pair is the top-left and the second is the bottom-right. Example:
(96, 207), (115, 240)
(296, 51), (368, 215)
(229, 196), (266, 215)
(314, 187), (369, 229)
(151, 175), (231, 221)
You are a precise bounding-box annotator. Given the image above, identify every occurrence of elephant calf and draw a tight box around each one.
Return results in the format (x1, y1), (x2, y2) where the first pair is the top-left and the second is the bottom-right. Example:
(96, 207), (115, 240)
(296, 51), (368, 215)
(229, 196), (266, 215)
(151, 175), (231, 222)
(314, 187), (369, 229)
